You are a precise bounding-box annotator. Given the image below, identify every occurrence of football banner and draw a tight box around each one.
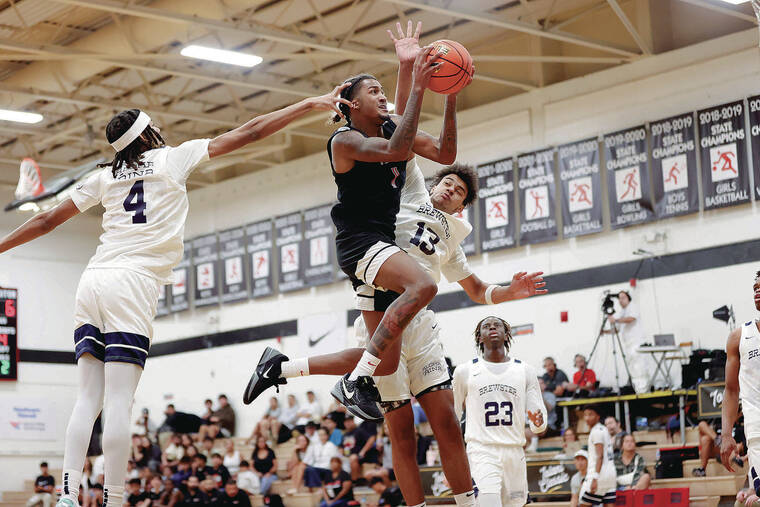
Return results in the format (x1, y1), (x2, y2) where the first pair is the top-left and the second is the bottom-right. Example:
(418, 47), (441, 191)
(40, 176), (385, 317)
(698, 100), (750, 209)
(192, 233), (220, 307)
(558, 138), (603, 238)
(303, 204), (335, 287)
(604, 126), (654, 229)
(746, 95), (760, 200)
(517, 149), (558, 244)
(478, 158), (516, 252)
(219, 226), (248, 304)
(0, 288), (18, 381)
(156, 284), (169, 317)
(275, 212), (305, 293)
(246, 220), (275, 299)
(169, 243), (192, 312)
(650, 113), (699, 218)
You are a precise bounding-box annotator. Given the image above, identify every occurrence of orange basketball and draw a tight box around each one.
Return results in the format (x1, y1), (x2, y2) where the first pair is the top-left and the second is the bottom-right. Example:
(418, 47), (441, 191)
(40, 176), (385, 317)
(425, 39), (474, 95)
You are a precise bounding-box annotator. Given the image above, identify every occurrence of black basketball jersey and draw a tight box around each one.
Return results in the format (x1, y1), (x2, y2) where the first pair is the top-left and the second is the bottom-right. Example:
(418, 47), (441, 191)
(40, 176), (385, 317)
(327, 121), (408, 242)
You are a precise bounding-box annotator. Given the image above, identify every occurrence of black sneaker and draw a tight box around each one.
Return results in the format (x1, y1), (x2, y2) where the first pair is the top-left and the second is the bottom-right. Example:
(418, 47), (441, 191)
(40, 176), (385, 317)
(244, 347), (288, 405)
(691, 467), (706, 477)
(331, 374), (383, 421)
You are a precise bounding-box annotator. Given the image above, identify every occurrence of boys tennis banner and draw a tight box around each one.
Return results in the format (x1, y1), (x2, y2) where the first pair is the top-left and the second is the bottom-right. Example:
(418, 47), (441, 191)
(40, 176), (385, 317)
(247, 220), (275, 298)
(219, 226), (248, 304)
(517, 149), (558, 245)
(558, 138), (603, 238)
(478, 158), (515, 252)
(650, 113), (699, 218)
(604, 126), (654, 229)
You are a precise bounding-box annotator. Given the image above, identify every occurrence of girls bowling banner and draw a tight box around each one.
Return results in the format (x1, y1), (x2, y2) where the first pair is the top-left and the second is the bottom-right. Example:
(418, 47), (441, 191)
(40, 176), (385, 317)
(604, 126), (654, 229)
(517, 149), (558, 244)
(192, 234), (220, 307)
(650, 113), (699, 218)
(558, 138), (603, 238)
(698, 100), (750, 209)
(169, 244), (192, 313)
(478, 158), (516, 252)
(746, 95), (760, 200)
(303, 204), (335, 287)
(275, 212), (305, 293)
(219, 226), (248, 304)
(246, 220), (275, 299)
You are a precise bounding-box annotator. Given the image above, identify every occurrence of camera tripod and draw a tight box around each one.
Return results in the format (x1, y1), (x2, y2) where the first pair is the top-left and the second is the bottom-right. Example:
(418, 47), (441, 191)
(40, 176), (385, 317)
(587, 310), (633, 392)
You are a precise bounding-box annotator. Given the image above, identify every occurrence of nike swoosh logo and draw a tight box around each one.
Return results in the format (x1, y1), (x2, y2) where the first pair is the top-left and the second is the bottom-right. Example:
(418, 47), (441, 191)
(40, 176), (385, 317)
(262, 365), (273, 378)
(473, 372), (480, 376)
(466, 492), (475, 497)
(432, 324), (438, 330)
(309, 330), (330, 347)
(343, 379), (355, 400)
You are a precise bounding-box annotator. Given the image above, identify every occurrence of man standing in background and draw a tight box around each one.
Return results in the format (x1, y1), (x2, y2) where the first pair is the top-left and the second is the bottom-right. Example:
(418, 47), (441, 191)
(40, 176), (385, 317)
(607, 291), (649, 393)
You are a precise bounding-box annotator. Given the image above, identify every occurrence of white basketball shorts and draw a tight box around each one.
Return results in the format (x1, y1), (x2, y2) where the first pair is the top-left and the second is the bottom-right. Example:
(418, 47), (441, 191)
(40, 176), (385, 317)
(467, 442), (527, 507)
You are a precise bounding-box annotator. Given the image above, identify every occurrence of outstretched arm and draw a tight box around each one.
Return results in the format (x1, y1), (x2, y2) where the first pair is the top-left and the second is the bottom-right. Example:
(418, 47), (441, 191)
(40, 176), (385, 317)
(721, 327), (742, 471)
(0, 199), (80, 254)
(458, 271), (546, 305)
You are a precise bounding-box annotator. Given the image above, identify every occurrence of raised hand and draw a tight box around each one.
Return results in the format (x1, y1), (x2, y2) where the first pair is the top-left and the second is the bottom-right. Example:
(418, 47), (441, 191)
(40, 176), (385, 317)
(411, 45), (442, 90)
(311, 82), (354, 119)
(388, 20), (422, 65)
(507, 271), (547, 300)
(527, 410), (544, 428)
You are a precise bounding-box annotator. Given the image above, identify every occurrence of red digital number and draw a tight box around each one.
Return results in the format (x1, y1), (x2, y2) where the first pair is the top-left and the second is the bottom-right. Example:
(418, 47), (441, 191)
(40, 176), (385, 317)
(4, 299), (15, 318)
(0, 335), (7, 347)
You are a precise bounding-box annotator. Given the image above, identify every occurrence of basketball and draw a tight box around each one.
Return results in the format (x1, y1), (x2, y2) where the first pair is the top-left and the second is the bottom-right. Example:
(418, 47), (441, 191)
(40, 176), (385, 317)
(426, 39), (474, 95)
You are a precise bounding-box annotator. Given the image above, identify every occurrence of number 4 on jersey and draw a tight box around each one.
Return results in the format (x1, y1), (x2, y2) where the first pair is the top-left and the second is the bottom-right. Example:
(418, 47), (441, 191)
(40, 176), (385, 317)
(124, 180), (147, 224)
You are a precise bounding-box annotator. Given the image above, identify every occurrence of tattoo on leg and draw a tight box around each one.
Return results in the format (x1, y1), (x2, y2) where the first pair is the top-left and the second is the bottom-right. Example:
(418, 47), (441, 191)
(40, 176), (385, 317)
(367, 292), (420, 357)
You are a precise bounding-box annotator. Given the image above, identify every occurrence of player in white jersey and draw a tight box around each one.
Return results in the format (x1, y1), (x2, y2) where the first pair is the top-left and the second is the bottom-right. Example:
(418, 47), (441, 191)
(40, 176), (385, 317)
(578, 405), (616, 506)
(452, 316), (547, 507)
(721, 271), (760, 502)
(0, 86), (352, 507)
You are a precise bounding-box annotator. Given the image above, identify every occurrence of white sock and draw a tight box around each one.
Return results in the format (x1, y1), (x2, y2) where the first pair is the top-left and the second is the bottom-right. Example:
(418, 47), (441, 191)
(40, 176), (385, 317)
(349, 350), (381, 380)
(280, 358), (310, 378)
(454, 490), (478, 506)
(61, 469), (82, 504)
(103, 485), (124, 507)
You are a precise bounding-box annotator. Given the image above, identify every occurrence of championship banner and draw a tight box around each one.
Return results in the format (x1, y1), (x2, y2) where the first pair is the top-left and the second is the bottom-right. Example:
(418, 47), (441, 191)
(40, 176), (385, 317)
(746, 95), (760, 199)
(156, 284), (169, 317)
(517, 149), (558, 244)
(169, 244), (191, 312)
(0, 288), (18, 381)
(558, 138), (603, 238)
(697, 381), (725, 419)
(0, 396), (55, 440)
(698, 100), (750, 209)
(246, 220), (275, 299)
(192, 233), (220, 307)
(451, 206), (476, 255)
(650, 113), (699, 218)
(275, 212), (305, 293)
(303, 204), (335, 287)
(219, 226), (248, 304)
(604, 126), (654, 229)
(478, 158), (516, 252)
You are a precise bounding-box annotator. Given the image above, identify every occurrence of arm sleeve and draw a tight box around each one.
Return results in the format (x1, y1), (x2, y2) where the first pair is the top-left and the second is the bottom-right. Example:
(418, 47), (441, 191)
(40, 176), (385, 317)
(525, 365), (548, 434)
(442, 246), (473, 283)
(452, 364), (468, 421)
(70, 171), (103, 212)
(165, 139), (211, 184)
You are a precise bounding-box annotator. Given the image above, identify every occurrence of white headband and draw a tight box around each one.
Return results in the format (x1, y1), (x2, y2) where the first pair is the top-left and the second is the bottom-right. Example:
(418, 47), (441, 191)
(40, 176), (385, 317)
(110, 111), (151, 152)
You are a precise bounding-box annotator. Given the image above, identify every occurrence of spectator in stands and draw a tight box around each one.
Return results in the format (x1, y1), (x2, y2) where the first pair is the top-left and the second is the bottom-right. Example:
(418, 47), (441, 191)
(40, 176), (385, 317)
(369, 477), (403, 507)
(81, 458), (94, 501)
(26, 462), (55, 507)
(605, 416), (626, 455)
(89, 484), (104, 507)
(131, 408), (157, 440)
(341, 416), (378, 483)
(615, 434), (651, 490)
(219, 479), (251, 507)
(693, 418), (746, 477)
(161, 405), (203, 436)
(286, 434), (311, 495)
(223, 440), (241, 476)
(304, 421), (319, 440)
(198, 479), (220, 505)
(145, 476), (164, 506)
(199, 436), (220, 459)
(279, 394), (300, 436)
(162, 434), (184, 467)
(141, 436), (162, 472)
(570, 450), (588, 507)
(201, 399), (214, 425)
(251, 436), (278, 496)
(126, 477), (149, 507)
(126, 459), (140, 480)
(236, 460), (260, 496)
(160, 478), (182, 507)
(320, 457), (355, 507)
(247, 397), (281, 446)
(303, 427), (340, 491)
(537, 378), (559, 433)
(214, 394), (236, 437)
(364, 423), (393, 487)
(184, 445), (199, 463)
(323, 414), (344, 447)
(180, 434), (194, 450)
(208, 453), (232, 489)
(190, 454), (213, 482)
(171, 457), (193, 487)
(567, 354), (597, 394)
(542, 357), (570, 397)
(607, 290), (649, 393)
(178, 475), (206, 507)
(296, 391), (323, 432)
(555, 427), (582, 459)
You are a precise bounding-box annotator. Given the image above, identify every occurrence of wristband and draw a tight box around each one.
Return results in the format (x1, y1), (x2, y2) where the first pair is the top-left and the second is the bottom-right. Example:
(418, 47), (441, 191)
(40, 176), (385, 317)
(485, 285), (498, 305)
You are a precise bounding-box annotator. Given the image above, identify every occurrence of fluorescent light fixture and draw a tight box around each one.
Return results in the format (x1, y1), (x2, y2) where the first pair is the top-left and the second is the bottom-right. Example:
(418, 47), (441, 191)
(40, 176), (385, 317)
(387, 102), (395, 112)
(715, 0), (749, 3)
(181, 45), (263, 67)
(0, 109), (43, 124)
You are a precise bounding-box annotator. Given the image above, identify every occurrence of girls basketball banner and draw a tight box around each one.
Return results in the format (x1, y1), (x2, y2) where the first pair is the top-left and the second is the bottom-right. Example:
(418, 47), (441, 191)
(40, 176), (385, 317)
(650, 113), (699, 218)
(275, 211), (305, 293)
(746, 95), (760, 200)
(246, 220), (275, 299)
(303, 204), (336, 288)
(169, 244), (192, 313)
(192, 234), (220, 307)
(558, 138), (603, 238)
(219, 226), (248, 304)
(156, 284), (169, 317)
(604, 126), (654, 229)
(517, 149), (558, 244)
(477, 158), (515, 252)
(698, 100), (750, 209)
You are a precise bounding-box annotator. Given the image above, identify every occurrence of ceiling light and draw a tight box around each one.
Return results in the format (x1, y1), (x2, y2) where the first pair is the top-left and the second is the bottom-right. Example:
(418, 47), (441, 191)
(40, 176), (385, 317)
(181, 45), (263, 67)
(0, 109), (43, 124)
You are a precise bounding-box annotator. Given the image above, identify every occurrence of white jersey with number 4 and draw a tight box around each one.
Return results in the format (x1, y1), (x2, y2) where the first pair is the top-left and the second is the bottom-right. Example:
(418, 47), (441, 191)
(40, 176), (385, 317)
(453, 357), (547, 447)
(70, 139), (210, 283)
(740, 320), (760, 441)
(587, 422), (616, 480)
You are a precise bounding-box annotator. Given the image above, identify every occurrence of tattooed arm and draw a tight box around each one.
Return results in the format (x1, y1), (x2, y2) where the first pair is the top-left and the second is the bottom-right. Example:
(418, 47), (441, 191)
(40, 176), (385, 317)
(406, 94), (457, 164)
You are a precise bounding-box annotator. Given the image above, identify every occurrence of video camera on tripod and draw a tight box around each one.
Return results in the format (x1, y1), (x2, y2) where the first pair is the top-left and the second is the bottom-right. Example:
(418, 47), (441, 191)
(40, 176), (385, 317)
(588, 290), (633, 392)
(601, 290), (618, 315)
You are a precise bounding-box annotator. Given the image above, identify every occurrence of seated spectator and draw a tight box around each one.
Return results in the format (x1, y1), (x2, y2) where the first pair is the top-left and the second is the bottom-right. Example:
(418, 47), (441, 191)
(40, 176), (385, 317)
(199, 479), (220, 505)
(126, 460), (140, 480)
(567, 354), (597, 394)
(542, 357), (570, 397)
(178, 475), (207, 507)
(162, 434), (185, 467)
(199, 436), (221, 459)
(184, 445), (199, 462)
(364, 423), (393, 487)
(554, 427), (582, 459)
(161, 404), (202, 436)
(26, 462), (54, 507)
(126, 478), (150, 507)
(81, 459), (94, 501)
(219, 479), (251, 507)
(141, 436), (162, 472)
(615, 434), (651, 490)
(278, 394), (300, 436)
(208, 453), (232, 490)
(320, 457), (356, 507)
(201, 399), (214, 425)
(303, 428), (340, 491)
(295, 391), (323, 432)
(323, 414), (344, 447)
(200, 394), (236, 440)
(605, 416), (626, 455)
(159, 478), (182, 507)
(171, 457), (193, 487)
(341, 416), (378, 482)
(736, 488), (760, 507)
(537, 378), (558, 433)
(694, 417), (746, 476)
(369, 477), (403, 507)
(247, 397), (280, 446)
(190, 454), (213, 481)
(131, 408), (157, 439)
(303, 421), (319, 441)
(236, 460), (260, 496)
(89, 484), (104, 507)
(145, 476), (164, 506)
(325, 401), (347, 430)
(251, 436), (278, 496)
(286, 434), (311, 495)
(223, 440), (241, 476)
(570, 450), (588, 507)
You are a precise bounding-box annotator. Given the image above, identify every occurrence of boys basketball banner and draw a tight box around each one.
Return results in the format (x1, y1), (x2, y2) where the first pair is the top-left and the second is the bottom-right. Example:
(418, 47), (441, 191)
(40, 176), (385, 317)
(275, 212), (305, 293)
(746, 95), (760, 200)
(517, 149), (558, 244)
(170, 244), (192, 313)
(0, 288), (17, 381)
(246, 220), (275, 299)
(604, 126), (654, 229)
(192, 234), (220, 307)
(650, 113), (699, 218)
(698, 100), (750, 209)
(478, 158), (515, 252)
(219, 226), (248, 304)
(558, 138), (603, 238)
(156, 285), (169, 317)
(303, 204), (335, 287)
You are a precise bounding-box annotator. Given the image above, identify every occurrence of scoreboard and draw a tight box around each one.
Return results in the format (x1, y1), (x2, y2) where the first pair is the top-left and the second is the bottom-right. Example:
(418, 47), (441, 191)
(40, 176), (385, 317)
(0, 287), (17, 380)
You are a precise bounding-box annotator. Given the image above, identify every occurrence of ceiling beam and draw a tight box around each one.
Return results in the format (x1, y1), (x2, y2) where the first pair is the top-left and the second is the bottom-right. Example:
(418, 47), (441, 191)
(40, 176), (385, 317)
(606, 0), (652, 55)
(674, 0), (757, 24)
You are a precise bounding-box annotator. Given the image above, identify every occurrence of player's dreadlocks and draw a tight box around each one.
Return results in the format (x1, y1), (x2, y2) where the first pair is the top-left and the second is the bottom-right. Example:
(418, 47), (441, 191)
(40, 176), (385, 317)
(430, 163), (479, 207)
(474, 316), (512, 354)
(99, 109), (165, 177)
(330, 74), (377, 125)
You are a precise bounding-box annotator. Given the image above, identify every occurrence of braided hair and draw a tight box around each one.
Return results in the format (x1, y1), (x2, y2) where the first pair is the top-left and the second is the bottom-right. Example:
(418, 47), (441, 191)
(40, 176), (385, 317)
(99, 109), (165, 177)
(474, 316), (512, 354)
(330, 74), (378, 125)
